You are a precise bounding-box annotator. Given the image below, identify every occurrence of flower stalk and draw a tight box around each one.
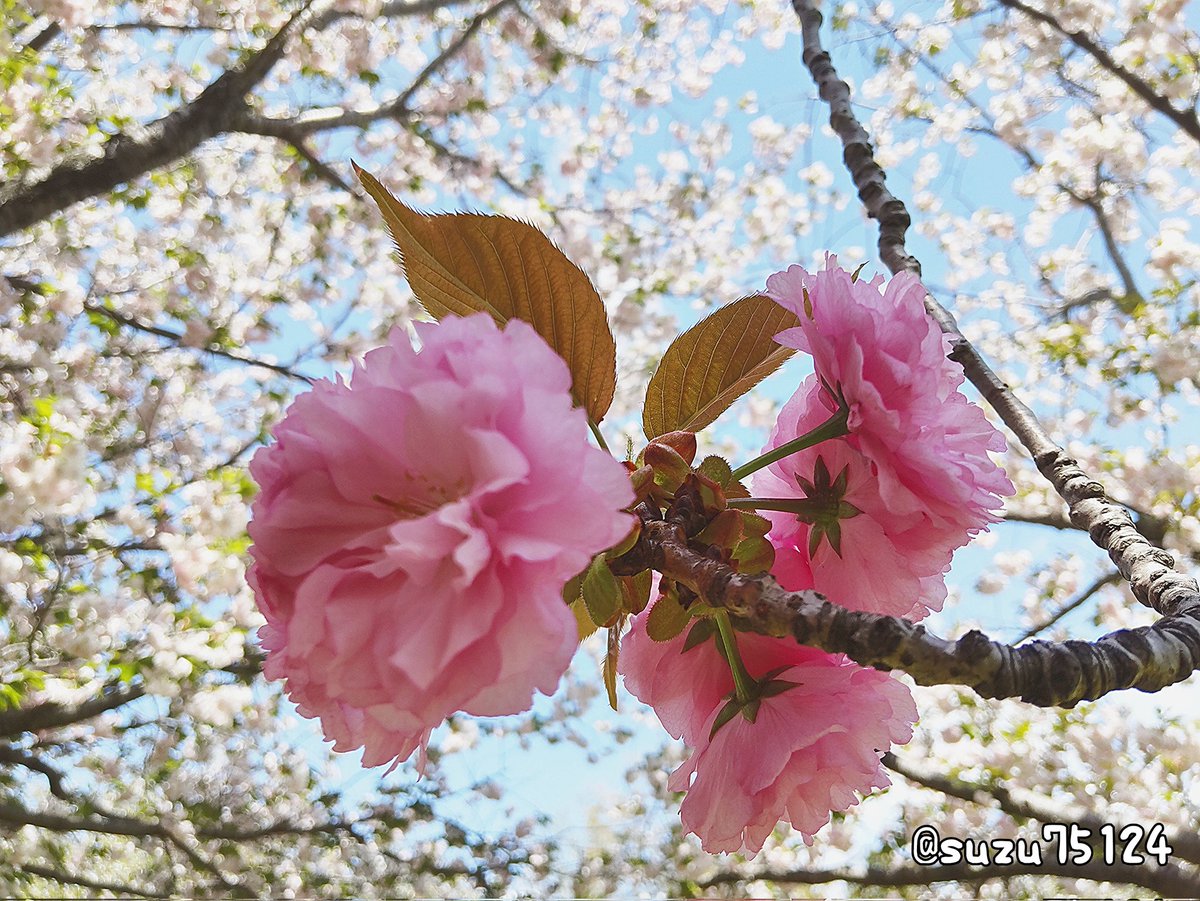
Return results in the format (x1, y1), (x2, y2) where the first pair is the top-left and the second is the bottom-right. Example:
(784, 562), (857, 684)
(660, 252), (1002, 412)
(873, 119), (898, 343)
(714, 610), (756, 704)
(730, 396), (849, 481)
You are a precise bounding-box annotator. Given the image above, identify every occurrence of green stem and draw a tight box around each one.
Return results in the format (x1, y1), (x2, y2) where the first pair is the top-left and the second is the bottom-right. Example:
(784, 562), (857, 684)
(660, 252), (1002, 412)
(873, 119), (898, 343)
(730, 402), (849, 481)
(726, 497), (825, 514)
(588, 418), (611, 454)
(714, 610), (756, 704)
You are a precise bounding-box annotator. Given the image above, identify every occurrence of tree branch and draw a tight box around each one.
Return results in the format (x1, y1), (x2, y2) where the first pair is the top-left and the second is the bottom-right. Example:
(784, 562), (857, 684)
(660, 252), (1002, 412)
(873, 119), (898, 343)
(997, 0), (1200, 146)
(1016, 571), (1122, 642)
(234, 0), (515, 142)
(0, 745), (70, 800)
(701, 857), (1199, 896)
(885, 25), (1144, 307)
(0, 2), (324, 238)
(18, 862), (166, 900)
(87, 0), (472, 35)
(790, 0), (1200, 621)
(611, 518), (1200, 707)
(0, 800), (251, 897)
(82, 300), (314, 383)
(884, 751), (1200, 867)
(0, 682), (144, 738)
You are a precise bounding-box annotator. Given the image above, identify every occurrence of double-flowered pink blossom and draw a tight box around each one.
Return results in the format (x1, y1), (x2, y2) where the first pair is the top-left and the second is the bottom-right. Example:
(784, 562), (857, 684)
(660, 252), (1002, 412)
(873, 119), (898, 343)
(248, 313), (634, 768)
(757, 258), (1013, 618)
(621, 612), (916, 854)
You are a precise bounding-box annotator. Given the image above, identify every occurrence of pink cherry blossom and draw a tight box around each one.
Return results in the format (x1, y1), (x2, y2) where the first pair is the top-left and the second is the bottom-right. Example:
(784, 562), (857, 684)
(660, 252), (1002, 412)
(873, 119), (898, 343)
(753, 378), (950, 618)
(248, 313), (634, 768)
(670, 652), (917, 854)
(620, 611), (916, 854)
(754, 258), (1013, 617)
(765, 257), (1013, 551)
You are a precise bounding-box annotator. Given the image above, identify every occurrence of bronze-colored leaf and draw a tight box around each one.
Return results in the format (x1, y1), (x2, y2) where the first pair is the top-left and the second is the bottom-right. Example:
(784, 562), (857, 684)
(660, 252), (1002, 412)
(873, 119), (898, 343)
(355, 164), (617, 421)
(643, 294), (800, 438)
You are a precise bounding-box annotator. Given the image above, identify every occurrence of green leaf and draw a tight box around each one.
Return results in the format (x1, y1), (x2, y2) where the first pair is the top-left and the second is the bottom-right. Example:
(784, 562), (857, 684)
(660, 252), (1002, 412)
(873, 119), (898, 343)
(622, 570), (653, 616)
(571, 597), (598, 641)
(604, 616), (624, 711)
(643, 294), (800, 438)
(646, 587), (691, 642)
(696, 454), (734, 487)
(709, 696), (743, 739)
(354, 164), (617, 422)
(682, 617), (715, 652)
(582, 555), (621, 627)
(733, 535), (775, 574)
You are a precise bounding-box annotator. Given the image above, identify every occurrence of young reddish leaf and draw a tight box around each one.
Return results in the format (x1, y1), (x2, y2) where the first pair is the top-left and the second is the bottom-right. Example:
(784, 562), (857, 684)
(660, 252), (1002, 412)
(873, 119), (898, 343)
(695, 509), (744, 549)
(643, 442), (691, 493)
(645, 587), (691, 642)
(355, 164), (617, 422)
(651, 430), (698, 464)
(642, 294), (800, 438)
(732, 535), (775, 574)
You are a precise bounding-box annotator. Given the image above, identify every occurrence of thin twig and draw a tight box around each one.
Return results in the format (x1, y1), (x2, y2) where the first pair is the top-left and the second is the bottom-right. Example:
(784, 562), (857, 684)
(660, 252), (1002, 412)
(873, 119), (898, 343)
(83, 301), (314, 383)
(1016, 571), (1122, 642)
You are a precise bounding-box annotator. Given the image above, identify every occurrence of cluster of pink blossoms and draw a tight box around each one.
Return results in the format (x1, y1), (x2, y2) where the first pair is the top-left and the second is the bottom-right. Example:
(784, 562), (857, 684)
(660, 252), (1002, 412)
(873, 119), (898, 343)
(622, 258), (1012, 854)
(247, 259), (1011, 855)
(757, 257), (1014, 619)
(248, 314), (633, 767)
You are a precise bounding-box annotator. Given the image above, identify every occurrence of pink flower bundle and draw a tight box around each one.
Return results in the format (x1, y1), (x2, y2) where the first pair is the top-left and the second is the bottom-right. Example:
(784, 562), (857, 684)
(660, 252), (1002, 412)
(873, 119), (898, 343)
(621, 613), (916, 854)
(622, 259), (1010, 855)
(757, 258), (1014, 619)
(247, 313), (633, 768)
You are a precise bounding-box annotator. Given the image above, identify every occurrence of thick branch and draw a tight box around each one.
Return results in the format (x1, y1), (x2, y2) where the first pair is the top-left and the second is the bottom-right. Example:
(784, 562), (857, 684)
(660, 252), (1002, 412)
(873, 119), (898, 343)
(18, 863), (166, 900)
(234, 0), (514, 141)
(884, 752), (1200, 866)
(0, 746), (69, 799)
(612, 519), (1200, 707)
(997, 0), (1200, 146)
(701, 857), (1199, 896)
(0, 800), (250, 897)
(0, 2), (322, 238)
(791, 0), (1200, 620)
(0, 683), (144, 738)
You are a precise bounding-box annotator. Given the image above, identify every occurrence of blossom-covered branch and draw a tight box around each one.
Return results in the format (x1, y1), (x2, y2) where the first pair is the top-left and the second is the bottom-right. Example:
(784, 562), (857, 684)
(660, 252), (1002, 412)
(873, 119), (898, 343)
(997, 0), (1200, 146)
(0, 683), (144, 738)
(883, 752), (1200, 866)
(231, 0), (517, 145)
(0, 3), (322, 238)
(790, 0), (1200, 620)
(700, 857), (1199, 896)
